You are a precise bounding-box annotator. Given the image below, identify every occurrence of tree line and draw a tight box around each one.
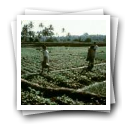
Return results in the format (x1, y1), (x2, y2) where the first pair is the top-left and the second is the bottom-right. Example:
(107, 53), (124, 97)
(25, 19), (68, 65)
(21, 21), (106, 43)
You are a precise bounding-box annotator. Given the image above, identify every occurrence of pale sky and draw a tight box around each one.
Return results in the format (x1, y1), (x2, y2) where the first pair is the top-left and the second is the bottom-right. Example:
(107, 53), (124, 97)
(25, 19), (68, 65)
(22, 20), (106, 36)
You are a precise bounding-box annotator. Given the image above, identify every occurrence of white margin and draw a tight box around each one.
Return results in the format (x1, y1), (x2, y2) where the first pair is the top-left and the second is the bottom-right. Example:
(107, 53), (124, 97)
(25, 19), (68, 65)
(17, 15), (110, 110)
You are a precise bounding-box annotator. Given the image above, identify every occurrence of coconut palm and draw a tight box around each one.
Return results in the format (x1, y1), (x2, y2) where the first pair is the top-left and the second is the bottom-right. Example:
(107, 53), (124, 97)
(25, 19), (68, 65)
(62, 28), (65, 33)
(67, 32), (71, 37)
(66, 32), (71, 41)
(48, 31), (54, 37)
(39, 23), (44, 28)
(39, 23), (44, 32)
(42, 27), (49, 41)
(61, 28), (66, 42)
(36, 31), (41, 40)
(48, 24), (54, 31)
(28, 21), (34, 30)
(21, 24), (29, 42)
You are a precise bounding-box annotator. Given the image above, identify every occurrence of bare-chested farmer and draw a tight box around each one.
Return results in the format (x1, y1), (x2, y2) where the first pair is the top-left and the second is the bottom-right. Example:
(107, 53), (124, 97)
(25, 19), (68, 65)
(86, 42), (98, 71)
(40, 45), (50, 74)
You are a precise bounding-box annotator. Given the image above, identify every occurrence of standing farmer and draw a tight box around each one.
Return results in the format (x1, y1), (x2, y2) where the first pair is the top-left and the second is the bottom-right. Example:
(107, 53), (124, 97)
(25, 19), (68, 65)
(40, 45), (50, 74)
(86, 42), (98, 71)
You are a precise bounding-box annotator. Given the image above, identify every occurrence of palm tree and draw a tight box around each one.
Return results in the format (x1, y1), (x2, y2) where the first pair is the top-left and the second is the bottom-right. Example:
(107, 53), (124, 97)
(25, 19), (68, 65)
(67, 32), (71, 37)
(62, 28), (65, 33)
(61, 28), (66, 42)
(48, 24), (54, 37)
(28, 21), (34, 30)
(48, 24), (54, 31)
(66, 32), (71, 41)
(48, 31), (54, 38)
(39, 23), (44, 32)
(42, 27), (49, 41)
(21, 24), (29, 42)
(36, 31), (41, 41)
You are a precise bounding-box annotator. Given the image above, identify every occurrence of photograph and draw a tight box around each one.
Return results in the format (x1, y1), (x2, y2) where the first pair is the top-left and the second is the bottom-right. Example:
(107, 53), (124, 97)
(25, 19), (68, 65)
(17, 15), (110, 110)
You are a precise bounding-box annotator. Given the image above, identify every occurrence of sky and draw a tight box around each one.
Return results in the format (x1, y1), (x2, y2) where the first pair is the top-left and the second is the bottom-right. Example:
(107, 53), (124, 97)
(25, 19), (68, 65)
(21, 20), (106, 36)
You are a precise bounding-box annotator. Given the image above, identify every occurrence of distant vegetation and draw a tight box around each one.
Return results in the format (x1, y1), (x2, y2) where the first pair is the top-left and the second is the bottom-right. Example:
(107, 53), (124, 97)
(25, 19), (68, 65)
(21, 21), (106, 43)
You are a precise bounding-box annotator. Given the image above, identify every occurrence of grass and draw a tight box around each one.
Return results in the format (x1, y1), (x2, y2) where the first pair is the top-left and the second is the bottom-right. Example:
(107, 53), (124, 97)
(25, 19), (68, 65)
(81, 81), (106, 97)
(21, 46), (106, 105)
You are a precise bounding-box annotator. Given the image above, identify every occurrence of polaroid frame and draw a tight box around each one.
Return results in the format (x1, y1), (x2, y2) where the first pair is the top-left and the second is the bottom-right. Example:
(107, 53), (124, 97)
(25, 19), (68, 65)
(17, 15), (110, 110)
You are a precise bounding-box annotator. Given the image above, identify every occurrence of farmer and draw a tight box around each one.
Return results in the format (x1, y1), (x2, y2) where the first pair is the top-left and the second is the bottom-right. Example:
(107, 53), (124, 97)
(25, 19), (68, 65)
(40, 45), (50, 74)
(86, 42), (98, 71)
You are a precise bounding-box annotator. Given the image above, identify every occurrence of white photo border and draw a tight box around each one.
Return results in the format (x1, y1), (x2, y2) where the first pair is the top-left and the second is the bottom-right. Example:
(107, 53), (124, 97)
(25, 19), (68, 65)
(17, 15), (110, 110)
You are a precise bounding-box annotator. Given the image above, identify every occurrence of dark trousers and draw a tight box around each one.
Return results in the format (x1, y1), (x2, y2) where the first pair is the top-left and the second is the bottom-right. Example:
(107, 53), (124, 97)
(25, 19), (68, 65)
(88, 59), (94, 71)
